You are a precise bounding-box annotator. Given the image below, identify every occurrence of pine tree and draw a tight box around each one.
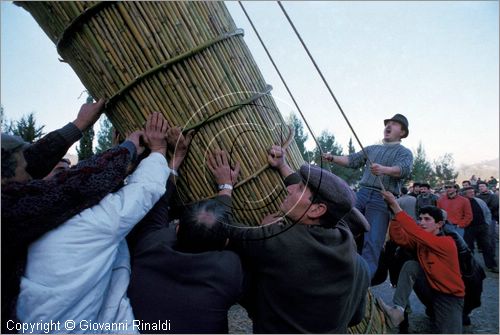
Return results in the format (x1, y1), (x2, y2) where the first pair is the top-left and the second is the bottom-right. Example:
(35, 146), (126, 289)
(286, 113), (312, 162)
(11, 112), (45, 143)
(434, 153), (459, 186)
(411, 142), (435, 186)
(95, 116), (114, 154)
(312, 130), (343, 167)
(0, 105), (12, 133)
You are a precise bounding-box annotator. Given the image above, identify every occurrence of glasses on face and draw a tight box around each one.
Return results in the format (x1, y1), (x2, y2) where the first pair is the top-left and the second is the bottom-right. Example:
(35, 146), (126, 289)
(445, 186), (454, 189)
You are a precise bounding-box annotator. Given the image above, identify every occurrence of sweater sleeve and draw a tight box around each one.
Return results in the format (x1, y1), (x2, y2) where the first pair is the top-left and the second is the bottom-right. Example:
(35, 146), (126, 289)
(392, 147), (413, 179)
(84, 152), (170, 241)
(1, 145), (133, 251)
(23, 122), (82, 179)
(390, 211), (452, 256)
(347, 148), (368, 169)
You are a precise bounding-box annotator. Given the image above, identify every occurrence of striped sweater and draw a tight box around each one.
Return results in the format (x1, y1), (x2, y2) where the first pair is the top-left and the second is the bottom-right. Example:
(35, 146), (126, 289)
(347, 142), (413, 194)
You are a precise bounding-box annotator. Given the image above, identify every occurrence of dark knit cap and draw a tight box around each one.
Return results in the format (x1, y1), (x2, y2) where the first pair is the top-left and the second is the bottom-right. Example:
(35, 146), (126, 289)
(298, 164), (370, 235)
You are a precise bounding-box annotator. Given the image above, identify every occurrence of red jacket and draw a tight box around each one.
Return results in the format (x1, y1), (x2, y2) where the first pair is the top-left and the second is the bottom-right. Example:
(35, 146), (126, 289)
(437, 195), (473, 228)
(389, 211), (465, 297)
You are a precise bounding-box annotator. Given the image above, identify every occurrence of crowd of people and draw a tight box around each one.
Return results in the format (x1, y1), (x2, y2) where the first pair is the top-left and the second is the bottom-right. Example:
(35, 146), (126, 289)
(1, 102), (498, 334)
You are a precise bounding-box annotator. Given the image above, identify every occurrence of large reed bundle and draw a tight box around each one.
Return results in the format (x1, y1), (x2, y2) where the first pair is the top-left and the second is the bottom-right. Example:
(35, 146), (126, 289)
(17, 1), (304, 225)
(17, 2), (386, 333)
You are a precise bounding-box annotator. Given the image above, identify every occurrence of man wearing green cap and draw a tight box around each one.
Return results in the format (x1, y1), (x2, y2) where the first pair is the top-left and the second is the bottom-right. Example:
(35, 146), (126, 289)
(323, 114), (413, 280)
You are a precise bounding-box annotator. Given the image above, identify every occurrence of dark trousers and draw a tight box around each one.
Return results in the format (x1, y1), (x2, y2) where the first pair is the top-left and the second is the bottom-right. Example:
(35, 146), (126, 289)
(393, 260), (464, 334)
(464, 224), (497, 268)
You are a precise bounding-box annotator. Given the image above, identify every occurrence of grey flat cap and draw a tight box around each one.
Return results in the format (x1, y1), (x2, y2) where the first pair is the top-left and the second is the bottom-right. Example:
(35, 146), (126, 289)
(299, 164), (356, 210)
(298, 164), (370, 234)
(1, 133), (30, 152)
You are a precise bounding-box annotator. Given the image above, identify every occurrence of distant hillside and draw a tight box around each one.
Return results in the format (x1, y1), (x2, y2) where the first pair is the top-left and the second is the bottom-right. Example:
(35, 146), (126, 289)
(457, 158), (499, 184)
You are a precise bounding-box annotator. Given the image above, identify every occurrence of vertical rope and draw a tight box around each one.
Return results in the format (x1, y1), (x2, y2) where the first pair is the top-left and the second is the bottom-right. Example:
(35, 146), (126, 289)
(277, 1), (386, 191)
(238, 1), (322, 156)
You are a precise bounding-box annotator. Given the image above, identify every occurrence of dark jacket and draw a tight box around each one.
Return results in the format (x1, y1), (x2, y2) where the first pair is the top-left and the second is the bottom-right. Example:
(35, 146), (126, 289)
(229, 173), (369, 333)
(127, 183), (244, 334)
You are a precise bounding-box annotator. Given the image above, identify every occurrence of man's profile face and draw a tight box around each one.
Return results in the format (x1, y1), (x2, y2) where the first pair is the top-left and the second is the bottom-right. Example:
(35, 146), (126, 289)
(280, 182), (313, 223)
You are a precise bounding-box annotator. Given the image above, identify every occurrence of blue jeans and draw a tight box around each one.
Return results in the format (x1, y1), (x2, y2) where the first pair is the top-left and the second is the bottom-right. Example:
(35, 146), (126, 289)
(356, 187), (391, 279)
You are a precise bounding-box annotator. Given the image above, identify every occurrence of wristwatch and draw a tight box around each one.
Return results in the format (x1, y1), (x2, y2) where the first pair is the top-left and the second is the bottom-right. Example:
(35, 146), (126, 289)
(218, 184), (233, 191)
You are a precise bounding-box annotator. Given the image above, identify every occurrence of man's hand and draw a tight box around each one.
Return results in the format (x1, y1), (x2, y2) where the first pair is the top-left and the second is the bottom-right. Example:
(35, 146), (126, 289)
(322, 152), (334, 162)
(267, 145), (286, 169)
(72, 98), (106, 131)
(268, 145), (293, 178)
(381, 191), (402, 214)
(125, 131), (146, 156)
(166, 127), (194, 170)
(143, 112), (169, 156)
(207, 149), (240, 189)
(370, 163), (386, 176)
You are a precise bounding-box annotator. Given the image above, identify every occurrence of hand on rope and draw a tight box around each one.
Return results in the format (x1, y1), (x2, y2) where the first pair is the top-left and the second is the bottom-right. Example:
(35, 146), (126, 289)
(370, 163), (386, 176)
(322, 152), (334, 163)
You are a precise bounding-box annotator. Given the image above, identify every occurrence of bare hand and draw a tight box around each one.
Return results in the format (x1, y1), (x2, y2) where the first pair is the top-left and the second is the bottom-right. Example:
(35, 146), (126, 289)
(267, 145), (286, 169)
(207, 149), (240, 186)
(166, 127), (194, 169)
(143, 112), (169, 155)
(125, 130), (146, 156)
(370, 163), (386, 176)
(322, 152), (334, 162)
(381, 191), (402, 213)
(259, 212), (285, 226)
(73, 98), (106, 131)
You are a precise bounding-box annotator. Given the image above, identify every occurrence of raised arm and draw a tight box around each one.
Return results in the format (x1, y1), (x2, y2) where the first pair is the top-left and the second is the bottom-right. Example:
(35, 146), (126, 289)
(2, 132), (142, 251)
(23, 99), (105, 179)
(322, 152), (350, 167)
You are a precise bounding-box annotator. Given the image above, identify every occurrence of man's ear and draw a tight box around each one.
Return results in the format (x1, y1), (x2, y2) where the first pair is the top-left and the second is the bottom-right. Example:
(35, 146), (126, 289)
(437, 220), (444, 229)
(308, 203), (327, 219)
